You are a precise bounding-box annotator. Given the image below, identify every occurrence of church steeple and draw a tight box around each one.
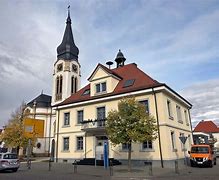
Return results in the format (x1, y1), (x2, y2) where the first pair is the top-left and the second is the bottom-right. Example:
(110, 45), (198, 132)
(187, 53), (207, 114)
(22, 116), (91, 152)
(57, 6), (79, 61)
(52, 6), (81, 106)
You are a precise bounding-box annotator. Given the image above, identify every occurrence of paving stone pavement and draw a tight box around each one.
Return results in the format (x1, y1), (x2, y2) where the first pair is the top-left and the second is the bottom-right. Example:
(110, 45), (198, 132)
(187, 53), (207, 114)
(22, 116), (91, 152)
(0, 160), (219, 180)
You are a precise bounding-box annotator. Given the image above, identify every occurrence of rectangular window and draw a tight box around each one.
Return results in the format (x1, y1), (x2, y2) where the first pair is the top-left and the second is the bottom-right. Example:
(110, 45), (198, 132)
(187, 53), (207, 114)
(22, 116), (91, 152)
(184, 110), (189, 125)
(142, 140), (153, 149)
(180, 133), (184, 150)
(97, 107), (105, 127)
(64, 112), (70, 126)
(96, 82), (107, 93)
(171, 131), (176, 150)
(76, 136), (83, 150)
(77, 110), (84, 124)
(63, 137), (69, 151)
(167, 100), (173, 119)
(139, 100), (149, 113)
(96, 83), (100, 93)
(176, 105), (182, 123)
(122, 143), (131, 150)
(53, 121), (56, 135)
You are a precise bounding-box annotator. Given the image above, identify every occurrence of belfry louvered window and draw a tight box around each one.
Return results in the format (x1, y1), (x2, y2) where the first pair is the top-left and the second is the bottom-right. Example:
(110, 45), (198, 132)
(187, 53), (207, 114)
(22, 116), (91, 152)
(56, 75), (63, 101)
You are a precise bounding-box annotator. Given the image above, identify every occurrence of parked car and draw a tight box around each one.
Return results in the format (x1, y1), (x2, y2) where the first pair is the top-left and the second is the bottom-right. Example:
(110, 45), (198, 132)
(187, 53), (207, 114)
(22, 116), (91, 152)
(188, 144), (216, 167)
(0, 153), (20, 172)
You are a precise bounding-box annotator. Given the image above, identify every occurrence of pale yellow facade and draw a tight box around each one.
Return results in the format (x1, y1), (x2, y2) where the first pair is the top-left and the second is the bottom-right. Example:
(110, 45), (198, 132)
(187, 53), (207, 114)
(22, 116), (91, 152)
(54, 65), (193, 166)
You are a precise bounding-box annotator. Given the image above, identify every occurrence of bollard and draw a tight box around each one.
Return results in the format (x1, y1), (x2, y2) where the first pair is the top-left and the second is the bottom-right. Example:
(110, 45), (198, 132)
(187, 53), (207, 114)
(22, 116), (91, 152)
(175, 160), (179, 174)
(49, 159), (52, 171)
(109, 160), (113, 176)
(148, 162), (153, 176)
(73, 160), (77, 173)
(27, 159), (31, 170)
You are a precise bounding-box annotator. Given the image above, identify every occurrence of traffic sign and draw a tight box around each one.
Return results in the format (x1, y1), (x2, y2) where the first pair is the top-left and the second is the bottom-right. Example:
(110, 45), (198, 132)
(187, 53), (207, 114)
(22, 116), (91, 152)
(179, 136), (187, 144)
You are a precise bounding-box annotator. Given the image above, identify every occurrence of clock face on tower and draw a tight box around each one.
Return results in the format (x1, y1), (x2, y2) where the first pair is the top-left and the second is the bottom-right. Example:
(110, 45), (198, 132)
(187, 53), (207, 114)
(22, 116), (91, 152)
(72, 64), (78, 73)
(57, 63), (63, 72)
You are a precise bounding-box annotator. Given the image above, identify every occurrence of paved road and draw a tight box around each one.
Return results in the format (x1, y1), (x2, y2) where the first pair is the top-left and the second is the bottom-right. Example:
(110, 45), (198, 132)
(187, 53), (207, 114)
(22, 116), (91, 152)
(0, 161), (219, 180)
(0, 162), (110, 180)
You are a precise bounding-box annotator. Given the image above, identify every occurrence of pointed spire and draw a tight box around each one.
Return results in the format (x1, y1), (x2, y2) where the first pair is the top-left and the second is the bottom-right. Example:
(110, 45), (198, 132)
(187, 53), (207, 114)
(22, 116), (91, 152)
(67, 5), (71, 23)
(57, 6), (79, 61)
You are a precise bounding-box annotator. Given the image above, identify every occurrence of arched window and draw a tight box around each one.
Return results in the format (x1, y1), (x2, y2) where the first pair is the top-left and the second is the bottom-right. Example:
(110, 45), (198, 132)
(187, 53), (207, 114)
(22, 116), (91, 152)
(56, 77), (59, 100)
(60, 76), (63, 94)
(56, 76), (62, 101)
(74, 77), (77, 93)
(71, 76), (74, 94)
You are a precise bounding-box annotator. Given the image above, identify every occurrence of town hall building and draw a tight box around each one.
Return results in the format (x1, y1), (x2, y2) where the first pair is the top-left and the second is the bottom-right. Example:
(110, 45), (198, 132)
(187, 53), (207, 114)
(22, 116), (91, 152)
(50, 8), (193, 167)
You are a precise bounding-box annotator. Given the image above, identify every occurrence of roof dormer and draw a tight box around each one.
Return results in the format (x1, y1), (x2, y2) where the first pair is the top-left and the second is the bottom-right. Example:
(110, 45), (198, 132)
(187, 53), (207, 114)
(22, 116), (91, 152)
(88, 64), (121, 97)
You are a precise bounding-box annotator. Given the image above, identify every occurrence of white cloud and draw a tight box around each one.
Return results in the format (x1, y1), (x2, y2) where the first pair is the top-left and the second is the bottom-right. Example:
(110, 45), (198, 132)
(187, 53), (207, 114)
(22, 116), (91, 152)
(181, 79), (219, 128)
(0, 0), (219, 128)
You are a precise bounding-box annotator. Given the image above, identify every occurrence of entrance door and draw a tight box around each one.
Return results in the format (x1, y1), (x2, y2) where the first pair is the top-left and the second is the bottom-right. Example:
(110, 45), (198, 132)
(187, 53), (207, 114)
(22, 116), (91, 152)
(95, 136), (108, 160)
(96, 136), (108, 146)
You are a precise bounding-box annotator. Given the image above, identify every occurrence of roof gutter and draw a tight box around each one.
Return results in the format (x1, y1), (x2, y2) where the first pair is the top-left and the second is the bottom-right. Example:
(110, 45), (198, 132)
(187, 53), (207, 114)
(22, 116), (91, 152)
(54, 85), (192, 110)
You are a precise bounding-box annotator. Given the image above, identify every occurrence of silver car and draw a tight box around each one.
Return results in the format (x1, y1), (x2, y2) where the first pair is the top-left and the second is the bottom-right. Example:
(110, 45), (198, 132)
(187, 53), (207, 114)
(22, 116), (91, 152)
(0, 153), (20, 172)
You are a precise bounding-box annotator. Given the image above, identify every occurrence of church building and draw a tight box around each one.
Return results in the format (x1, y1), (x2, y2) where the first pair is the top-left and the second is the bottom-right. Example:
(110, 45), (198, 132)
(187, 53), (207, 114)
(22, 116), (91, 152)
(51, 9), (193, 167)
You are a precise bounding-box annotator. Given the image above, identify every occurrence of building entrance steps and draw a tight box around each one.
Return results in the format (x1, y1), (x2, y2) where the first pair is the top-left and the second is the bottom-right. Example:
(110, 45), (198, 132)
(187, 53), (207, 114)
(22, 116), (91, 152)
(76, 158), (122, 166)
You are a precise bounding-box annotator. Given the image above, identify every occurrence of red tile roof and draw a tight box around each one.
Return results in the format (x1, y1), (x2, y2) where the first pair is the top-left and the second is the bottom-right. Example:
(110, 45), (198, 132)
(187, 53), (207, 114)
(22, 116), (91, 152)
(194, 120), (219, 133)
(57, 63), (163, 106)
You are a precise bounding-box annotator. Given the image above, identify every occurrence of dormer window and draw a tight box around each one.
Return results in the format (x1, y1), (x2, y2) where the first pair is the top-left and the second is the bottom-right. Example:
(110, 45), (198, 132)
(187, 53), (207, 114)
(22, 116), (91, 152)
(82, 89), (90, 96)
(96, 82), (106, 93)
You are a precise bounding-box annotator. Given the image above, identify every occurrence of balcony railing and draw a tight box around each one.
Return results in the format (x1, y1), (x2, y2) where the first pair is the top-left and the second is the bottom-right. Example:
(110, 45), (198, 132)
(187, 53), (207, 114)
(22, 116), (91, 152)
(81, 119), (106, 131)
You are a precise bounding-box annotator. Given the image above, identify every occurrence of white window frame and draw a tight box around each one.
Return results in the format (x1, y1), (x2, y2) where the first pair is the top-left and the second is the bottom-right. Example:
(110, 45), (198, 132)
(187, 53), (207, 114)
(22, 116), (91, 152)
(139, 99), (150, 114)
(121, 143), (131, 151)
(142, 140), (153, 150)
(76, 136), (84, 151)
(184, 109), (189, 126)
(77, 110), (84, 124)
(63, 137), (70, 151)
(95, 82), (107, 94)
(63, 112), (70, 126)
(96, 106), (106, 127)
(167, 100), (173, 120)
(171, 131), (177, 152)
(176, 105), (183, 123)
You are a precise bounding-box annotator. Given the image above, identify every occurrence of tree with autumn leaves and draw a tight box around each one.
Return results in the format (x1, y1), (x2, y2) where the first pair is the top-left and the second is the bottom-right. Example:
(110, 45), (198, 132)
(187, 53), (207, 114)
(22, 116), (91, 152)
(106, 97), (158, 171)
(0, 103), (35, 154)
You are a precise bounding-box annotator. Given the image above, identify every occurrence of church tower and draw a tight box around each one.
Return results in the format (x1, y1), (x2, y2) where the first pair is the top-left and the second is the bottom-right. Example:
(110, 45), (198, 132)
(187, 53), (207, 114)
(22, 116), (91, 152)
(52, 7), (81, 105)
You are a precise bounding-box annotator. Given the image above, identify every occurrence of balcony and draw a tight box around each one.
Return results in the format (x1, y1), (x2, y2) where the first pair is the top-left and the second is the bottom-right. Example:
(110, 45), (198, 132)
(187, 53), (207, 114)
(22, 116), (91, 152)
(81, 119), (106, 135)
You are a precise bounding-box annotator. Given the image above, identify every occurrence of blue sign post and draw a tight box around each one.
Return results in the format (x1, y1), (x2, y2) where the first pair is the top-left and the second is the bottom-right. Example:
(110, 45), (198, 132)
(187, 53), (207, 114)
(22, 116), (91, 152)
(103, 142), (109, 169)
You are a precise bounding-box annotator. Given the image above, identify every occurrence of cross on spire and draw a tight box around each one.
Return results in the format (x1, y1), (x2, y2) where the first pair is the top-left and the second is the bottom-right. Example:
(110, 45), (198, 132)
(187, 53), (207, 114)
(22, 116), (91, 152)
(68, 5), (70, 18)
(56, 6), (79, 61)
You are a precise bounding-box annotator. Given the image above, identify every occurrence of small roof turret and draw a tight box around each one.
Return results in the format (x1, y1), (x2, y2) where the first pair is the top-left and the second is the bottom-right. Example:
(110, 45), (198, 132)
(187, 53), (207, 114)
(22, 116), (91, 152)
(57, 6), (79, 61)
(115, 49), (126, 68)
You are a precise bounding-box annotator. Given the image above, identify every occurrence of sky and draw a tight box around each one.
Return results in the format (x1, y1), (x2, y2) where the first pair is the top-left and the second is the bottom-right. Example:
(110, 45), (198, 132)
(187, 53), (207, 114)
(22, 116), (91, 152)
(0, 0), (219, 128)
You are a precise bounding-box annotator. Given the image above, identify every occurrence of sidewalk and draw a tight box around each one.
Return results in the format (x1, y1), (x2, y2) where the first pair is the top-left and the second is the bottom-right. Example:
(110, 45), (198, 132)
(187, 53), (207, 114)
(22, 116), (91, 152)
(111, 165), (190, 179)
(16, 159), (219, 180)
(20, 156), (50, 163)
(111, 164), (219, 180)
